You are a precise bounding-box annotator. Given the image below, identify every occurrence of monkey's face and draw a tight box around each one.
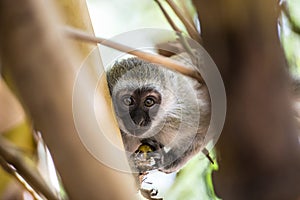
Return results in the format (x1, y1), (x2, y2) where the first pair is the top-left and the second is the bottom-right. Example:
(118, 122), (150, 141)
(113, 87), (161, 136)
(111, 85), (172, 172)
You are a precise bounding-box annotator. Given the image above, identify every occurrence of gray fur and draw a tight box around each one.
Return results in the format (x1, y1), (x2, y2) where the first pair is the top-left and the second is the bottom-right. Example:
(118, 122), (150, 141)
(106, 56), (211, 173)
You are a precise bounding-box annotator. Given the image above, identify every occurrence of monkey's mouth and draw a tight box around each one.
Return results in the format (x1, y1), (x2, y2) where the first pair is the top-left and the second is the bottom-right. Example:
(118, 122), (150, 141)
(130, 139), (165, 173)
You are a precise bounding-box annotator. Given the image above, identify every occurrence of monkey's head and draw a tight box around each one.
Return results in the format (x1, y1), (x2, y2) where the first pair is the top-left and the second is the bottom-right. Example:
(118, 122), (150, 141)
(107, 57), (207, 173)
(107, 57), (178, 138)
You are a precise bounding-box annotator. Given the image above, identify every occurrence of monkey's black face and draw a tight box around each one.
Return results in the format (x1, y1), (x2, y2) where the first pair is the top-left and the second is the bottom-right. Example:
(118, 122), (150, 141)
(113, 87), (161, 136)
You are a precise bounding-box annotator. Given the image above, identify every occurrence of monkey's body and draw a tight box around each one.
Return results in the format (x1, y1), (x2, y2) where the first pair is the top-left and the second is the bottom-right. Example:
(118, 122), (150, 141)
(106, 56), (210, 173)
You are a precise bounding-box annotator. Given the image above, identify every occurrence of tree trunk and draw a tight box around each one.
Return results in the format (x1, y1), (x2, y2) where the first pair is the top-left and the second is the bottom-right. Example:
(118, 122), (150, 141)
(0, 0), (136, 199)
(193, 0), (300, 199)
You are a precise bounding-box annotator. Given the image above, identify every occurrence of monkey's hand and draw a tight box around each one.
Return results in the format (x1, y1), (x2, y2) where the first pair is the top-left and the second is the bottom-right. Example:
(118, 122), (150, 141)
(140, 188), (163, 200)
(131, 140), (164, 173)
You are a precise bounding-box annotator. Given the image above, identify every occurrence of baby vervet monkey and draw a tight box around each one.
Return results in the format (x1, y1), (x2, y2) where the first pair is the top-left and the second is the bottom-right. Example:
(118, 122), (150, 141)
(106, 53), (211, 174)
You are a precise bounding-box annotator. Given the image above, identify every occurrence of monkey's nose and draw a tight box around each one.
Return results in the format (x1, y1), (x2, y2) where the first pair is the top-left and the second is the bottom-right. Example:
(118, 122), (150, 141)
(130, 110), (148, 127)
(132, 117), (146, 126)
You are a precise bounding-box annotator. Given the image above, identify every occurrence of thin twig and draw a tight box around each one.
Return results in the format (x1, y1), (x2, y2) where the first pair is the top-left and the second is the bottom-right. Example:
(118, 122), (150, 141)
(63, 26), (204, 83)
(15, 172), (44, 200)
(164, 0), (201, 43)
(0, 157), (44, 200)
(201, 148), (214, 164)
(0, 156), (15, 174)
(177, 0), (196, 31)
(0, 136), (59, 200)
(154, 0), (181, 32)
(154, 0), (198, 67)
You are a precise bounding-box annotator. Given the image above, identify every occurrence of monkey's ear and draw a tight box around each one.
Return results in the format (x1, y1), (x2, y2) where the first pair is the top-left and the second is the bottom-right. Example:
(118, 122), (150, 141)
(201, 148), (214, 164)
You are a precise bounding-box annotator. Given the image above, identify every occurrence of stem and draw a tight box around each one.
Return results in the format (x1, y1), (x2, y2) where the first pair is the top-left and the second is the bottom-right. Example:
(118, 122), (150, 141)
(154, 0), (199, 69)
(0, 136), (58, 200)
(63, 26), (204, 83)
(165, 0), (201, 43)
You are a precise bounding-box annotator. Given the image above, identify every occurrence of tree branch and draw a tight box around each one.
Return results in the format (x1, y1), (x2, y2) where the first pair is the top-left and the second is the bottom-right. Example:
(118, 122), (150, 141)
(154, 0), (198, 66)
(0, 136), (58, 200)
(164, 0), (201, 43)
(63, 26), (204, 82)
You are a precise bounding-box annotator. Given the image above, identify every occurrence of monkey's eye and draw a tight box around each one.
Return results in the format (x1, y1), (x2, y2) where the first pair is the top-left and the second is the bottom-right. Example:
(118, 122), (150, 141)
(122, 96), (134, 106)
(144, 97), (155, 107)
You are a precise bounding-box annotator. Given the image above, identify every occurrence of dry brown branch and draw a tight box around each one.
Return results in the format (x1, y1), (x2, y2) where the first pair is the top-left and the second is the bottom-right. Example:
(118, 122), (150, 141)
(154, 0), (200, 70)
(0, 136), (58, 200)
(64, 26), (204, 82)
(178, 0), (196, 30)
(165, 0), (201, 43)
(154, 0), (181, 32)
